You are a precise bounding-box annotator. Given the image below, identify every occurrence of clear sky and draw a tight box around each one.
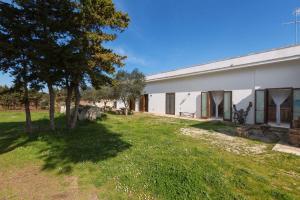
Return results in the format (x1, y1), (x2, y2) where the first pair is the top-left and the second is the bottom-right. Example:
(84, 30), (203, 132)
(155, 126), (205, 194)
(1, 0), (300, 86)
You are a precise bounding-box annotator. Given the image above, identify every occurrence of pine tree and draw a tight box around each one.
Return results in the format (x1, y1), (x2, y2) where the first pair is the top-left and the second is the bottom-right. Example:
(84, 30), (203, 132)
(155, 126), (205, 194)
(0, 1), (37, 133)
(66, 0), (129, 129)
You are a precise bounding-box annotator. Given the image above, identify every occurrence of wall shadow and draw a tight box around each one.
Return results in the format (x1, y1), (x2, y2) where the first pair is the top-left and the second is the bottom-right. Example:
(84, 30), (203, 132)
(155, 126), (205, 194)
(232, 90), (255, 124)
(0, 115), (131, 174)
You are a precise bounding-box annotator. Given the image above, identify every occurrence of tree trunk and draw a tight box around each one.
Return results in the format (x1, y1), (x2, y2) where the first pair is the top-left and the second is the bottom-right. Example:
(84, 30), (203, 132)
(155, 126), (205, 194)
(24, 83), (32, 134)
(48, 83), (56, 131)
(124, 107), (128, 116)
(65, 84), (73, 129)
(122, 98), (128, 116)
(104, 101), (107, 111)
(70, 85), (81, 129)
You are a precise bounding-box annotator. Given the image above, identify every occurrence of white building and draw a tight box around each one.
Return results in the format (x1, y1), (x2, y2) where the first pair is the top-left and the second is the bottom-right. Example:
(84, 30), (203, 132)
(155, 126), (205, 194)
(132, 45), (300, 128)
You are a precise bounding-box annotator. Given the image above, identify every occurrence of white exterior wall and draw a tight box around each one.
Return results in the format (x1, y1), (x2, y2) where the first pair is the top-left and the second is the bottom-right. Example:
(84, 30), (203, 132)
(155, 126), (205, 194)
(116, 99), (140, 111)
(148, 93), (166, 114)
(145, 60), (300, 124)
(95, 101), (115, 108)
(135, 99), (140, 112)
(116, 100), (125, 109)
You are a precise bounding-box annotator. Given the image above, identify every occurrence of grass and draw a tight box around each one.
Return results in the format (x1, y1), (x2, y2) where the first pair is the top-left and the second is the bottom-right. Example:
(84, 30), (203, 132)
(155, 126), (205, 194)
(0, 111), (299, 199)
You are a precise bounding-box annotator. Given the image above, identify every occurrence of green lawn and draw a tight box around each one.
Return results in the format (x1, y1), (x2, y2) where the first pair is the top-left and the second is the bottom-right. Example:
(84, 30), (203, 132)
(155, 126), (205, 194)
(0, 112), (299, 200)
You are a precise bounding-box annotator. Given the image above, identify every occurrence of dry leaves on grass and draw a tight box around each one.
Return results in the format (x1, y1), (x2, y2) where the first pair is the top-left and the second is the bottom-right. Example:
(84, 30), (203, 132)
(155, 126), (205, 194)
(180, 127), (267, 155)
(0, 165), (99, 200)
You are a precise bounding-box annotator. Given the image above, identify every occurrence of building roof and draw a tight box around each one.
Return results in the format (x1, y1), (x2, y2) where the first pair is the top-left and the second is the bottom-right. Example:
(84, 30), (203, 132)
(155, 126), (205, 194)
(146, 45), (300, 82)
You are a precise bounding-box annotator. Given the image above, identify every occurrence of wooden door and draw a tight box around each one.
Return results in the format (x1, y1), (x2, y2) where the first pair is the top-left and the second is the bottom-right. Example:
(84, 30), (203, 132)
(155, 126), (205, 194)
(166, 93), (175, 115)
(144, 94), (149, 112)
(139, 95), (145, 112)
(129, 99), (135, 111)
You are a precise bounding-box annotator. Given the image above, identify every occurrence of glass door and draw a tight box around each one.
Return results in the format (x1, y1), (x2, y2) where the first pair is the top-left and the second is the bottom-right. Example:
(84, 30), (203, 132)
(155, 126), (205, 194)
(293, 89), (300, 121)
(201, 92), (208, 118)
(223, 91), (232, 121)
(166, 93), (175, 115)
(255, 90), (266, 124)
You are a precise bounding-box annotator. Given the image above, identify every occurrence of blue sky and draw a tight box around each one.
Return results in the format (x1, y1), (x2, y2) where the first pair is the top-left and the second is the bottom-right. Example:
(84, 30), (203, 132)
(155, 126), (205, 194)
(1, 0), (299, 85)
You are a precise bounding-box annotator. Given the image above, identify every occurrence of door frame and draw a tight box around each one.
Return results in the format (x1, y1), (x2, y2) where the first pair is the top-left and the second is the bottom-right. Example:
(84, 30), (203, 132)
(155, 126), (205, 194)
(202, 91), (231, 120)
(255, 87), (293, 126)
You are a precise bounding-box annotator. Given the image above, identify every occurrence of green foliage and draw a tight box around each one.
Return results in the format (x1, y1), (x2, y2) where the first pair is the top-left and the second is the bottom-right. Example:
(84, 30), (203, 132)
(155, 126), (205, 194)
(0, 85), (47, 110)
(0, 0), (129, 129)
(82, 85), (116, 104)
(114, 69), (146, 110)
(0, 112), (299, 199)
(0, 1), (38, 90)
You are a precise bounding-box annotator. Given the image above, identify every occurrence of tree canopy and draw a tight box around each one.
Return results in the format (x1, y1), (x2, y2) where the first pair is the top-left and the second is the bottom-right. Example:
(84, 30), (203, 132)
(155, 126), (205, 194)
(0, 0), (129, 131)
(114, 69), (146, 115)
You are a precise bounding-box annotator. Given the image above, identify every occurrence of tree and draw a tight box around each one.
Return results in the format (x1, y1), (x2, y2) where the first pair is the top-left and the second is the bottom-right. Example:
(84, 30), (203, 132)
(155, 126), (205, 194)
(0, 0), (75, 131)
(98, 86), (116, 111)
(29, 89), (44, 110)
(0, 1), (38, 133)
(0, 85), (48, 111)
(16, 0), (78, 131)
(81, 87), (100, 105)
(82, 85), (116, 110)
(0, 0), (129, 131)
(114, 69), (146, 115)
(65, 0), (129, 129)
(0, 85), (22, 110)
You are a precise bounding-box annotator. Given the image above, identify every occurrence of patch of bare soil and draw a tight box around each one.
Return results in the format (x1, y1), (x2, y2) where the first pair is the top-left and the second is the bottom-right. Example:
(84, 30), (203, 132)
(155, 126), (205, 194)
(0, 165), (99, 200)
(180, 127), (267, 155)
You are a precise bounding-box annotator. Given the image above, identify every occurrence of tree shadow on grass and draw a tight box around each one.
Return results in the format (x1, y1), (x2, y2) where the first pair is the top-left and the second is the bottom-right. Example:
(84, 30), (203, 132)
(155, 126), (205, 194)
(190, 120), (237, 136)
(190, 120), (279, 144)
(0, 115), (131, 174)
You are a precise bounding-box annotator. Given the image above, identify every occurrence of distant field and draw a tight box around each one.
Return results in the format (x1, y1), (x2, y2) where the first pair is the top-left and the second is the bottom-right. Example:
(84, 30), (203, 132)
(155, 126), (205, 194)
(0, 111), (299, 199)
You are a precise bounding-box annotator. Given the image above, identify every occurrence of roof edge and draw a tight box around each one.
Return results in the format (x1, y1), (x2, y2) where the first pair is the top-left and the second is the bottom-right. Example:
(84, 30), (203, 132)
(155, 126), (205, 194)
(146, 44), (300, 79)
(146, 54), (300, 83)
